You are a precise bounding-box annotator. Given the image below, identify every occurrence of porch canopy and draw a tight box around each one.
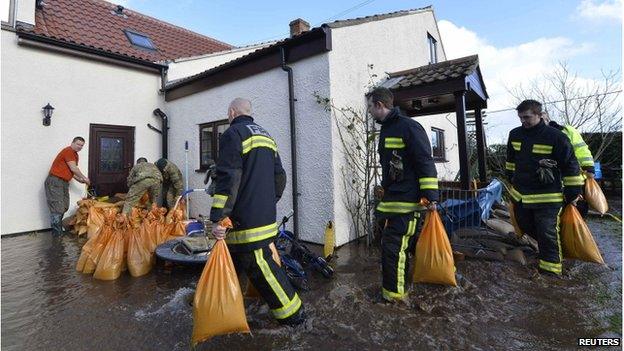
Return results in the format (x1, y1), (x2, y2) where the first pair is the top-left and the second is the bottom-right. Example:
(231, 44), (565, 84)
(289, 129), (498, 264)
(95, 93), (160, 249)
(382, 55), (489, 190)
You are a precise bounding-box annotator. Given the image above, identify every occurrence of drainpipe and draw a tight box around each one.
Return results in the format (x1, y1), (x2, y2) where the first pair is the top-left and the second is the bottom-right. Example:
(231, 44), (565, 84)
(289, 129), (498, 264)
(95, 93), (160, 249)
(153, 108), (168, 159)
(280, 46), (299, 238)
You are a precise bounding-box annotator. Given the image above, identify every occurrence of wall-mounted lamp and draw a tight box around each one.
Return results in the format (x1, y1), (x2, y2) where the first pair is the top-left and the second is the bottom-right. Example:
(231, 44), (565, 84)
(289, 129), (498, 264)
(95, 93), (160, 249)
(42, 103), (54, 126)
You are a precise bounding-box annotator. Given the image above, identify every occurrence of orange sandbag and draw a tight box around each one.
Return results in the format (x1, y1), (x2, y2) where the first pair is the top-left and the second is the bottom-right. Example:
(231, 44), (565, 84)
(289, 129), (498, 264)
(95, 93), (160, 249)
(508, 201), (524, 238)
(129, 207), (144, 228)
(76, 232), (100, 272)
(87, 206), (105, 239)
(165, 209), (187, 242)
(127, 224), (153, 277)
(82, 223), (114, 274)
(93, 225), (125, 280)
(116, 214), (130, 272)
(146, 204), (167, 245)
(561, 204), (604, 264)
(192, 240), (250, 345)
(139, 220), (157, 253)
(584, 176), (608, 215)
(413, 209), (457, 286)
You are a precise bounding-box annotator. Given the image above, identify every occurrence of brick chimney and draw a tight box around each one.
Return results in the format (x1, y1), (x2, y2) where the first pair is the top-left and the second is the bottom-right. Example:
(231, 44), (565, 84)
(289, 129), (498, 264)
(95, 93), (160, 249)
(289, 18), (310, 37)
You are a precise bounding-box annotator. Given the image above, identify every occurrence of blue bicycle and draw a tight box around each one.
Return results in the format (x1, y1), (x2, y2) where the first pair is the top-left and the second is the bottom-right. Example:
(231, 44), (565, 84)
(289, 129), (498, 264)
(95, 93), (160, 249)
(275, 211), (334, 291)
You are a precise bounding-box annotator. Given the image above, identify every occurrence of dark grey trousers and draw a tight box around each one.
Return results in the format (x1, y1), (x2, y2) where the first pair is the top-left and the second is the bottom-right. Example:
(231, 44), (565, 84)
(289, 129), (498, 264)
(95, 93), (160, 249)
(44, 175), (69, 233)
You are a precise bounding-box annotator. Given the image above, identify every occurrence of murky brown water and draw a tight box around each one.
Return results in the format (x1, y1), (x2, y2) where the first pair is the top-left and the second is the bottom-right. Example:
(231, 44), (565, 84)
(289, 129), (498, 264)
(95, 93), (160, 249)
(2, 199), (621, 351)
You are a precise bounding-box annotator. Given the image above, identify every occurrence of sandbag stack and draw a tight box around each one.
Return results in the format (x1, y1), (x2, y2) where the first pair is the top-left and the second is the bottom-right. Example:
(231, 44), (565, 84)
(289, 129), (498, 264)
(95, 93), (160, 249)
(75, 199), (187, 280)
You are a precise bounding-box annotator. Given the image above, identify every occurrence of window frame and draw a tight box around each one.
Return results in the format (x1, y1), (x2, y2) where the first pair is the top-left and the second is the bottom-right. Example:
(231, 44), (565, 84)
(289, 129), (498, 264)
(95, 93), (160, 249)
(427, 32), (438, 64)
(123, 29), (157, 51)
(1, 0), (15, 28)
(197, 119), (229, 171)
(431, 127), (446, 162)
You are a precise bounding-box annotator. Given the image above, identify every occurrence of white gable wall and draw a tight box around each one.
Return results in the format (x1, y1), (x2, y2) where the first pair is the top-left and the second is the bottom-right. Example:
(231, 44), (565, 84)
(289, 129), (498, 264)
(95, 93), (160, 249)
(164, 53), (334, 244)
(326, 10), (457, 240)
(1, 30), (163, 235)
(167, 44), (272, 81)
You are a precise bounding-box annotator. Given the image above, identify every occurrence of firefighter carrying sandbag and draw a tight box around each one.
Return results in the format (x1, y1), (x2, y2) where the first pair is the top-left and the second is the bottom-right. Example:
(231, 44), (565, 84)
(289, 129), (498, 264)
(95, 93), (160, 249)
(210, 98), (305, 325)
(368, 87), (439, 301)
(505, 99), (583, 276)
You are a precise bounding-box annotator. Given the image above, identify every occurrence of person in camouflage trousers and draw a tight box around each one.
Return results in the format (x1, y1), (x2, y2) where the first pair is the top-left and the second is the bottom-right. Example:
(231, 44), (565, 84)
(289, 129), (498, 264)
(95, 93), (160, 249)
(122, 158), (163, 214)
(155, 158), (184, 209)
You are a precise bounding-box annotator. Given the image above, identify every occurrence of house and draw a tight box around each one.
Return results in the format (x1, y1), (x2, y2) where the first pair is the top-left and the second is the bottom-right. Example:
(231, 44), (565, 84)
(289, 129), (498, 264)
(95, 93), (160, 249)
(1, 0), (231, 234)
(162, 9), (488, 246)
(1, 1), (489, 246)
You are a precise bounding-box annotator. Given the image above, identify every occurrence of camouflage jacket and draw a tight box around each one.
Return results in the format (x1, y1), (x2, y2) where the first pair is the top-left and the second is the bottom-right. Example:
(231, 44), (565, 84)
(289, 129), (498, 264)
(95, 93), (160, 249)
(162, 161), (184, 194)
(127, 163), (163, 187)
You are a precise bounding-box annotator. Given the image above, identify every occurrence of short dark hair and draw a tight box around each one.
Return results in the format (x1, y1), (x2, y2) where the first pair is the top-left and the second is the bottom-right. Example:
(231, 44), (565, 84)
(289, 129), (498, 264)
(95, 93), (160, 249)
(367, 87), (394, 108)
(516, 99), (542, 115)
(136, 157), (148, 164)
(72, 136), (85, 143)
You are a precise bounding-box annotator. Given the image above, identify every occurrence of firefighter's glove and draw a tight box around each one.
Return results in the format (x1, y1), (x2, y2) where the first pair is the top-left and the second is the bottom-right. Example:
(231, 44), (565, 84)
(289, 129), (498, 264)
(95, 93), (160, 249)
(389, 151), (404, 182)
(538, 159), (558, 168)
(537, 159), (557, 184)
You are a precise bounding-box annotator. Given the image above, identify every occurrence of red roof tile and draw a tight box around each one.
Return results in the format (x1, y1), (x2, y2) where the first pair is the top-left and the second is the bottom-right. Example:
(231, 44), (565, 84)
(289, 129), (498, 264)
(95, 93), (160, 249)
(27, 0), (232, 62)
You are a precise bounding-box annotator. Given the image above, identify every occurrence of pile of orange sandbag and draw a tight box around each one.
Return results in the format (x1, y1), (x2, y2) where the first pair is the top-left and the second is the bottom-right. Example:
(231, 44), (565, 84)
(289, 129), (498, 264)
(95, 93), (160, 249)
(76, 201), (188, 281)
(67, 199), (123, 237)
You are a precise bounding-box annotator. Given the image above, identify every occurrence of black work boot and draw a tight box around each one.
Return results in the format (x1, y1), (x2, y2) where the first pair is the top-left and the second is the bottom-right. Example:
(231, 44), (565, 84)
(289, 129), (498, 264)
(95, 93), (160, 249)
(279, 307), (306, 327)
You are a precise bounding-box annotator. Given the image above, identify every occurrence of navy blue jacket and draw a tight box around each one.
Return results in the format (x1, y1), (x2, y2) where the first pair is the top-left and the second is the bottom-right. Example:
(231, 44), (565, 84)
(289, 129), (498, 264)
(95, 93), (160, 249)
(210, 115), (286, 251)
(505, 120), (582, 208)
(376, 108), (439, 217)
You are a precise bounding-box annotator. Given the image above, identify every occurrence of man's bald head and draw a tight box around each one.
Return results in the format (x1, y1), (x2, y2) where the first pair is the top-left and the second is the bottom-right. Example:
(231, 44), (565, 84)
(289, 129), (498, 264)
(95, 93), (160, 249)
(228, 98), (252, 122)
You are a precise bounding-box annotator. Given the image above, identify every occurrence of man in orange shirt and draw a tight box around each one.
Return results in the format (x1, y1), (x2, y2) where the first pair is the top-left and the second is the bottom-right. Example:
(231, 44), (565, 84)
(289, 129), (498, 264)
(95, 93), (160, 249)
(45, 137), (90, 234)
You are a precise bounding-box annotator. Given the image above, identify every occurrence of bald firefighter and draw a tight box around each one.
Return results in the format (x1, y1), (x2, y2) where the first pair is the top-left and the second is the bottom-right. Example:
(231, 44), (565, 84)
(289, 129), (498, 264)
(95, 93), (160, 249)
(210, 98), (305, 325)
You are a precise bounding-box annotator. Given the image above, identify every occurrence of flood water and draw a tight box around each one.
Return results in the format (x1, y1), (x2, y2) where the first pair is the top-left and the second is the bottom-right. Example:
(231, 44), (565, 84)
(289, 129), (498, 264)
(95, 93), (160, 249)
(2, 199), (621, 351)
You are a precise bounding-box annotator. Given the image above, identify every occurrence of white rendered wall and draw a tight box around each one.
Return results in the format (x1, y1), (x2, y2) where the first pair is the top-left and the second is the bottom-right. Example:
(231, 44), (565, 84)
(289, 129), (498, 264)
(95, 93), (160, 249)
(1, 30), (163, 234)
(414, 113), (461, 181)
(167, 43), (272, 81)
(164, 53), (333, 244)
(326, 10), (450, 241)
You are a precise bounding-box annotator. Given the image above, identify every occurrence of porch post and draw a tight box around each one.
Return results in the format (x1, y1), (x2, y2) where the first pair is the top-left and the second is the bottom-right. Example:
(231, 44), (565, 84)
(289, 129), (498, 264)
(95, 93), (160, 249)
(474, 107), (487, 182)
(454, 90), (470, 190)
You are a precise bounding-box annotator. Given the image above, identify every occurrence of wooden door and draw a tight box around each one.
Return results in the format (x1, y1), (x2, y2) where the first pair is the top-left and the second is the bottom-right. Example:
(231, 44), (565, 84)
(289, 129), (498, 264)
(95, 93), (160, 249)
(89, 124), (135, 197)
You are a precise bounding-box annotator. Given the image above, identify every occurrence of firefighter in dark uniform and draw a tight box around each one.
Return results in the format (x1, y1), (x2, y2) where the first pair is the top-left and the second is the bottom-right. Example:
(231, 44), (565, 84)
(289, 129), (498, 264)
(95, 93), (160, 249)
(542, 112), (595, 217)
(367, 87), (439, 301)
(211, 98), (305, 325)
(506, 100), (583, 275)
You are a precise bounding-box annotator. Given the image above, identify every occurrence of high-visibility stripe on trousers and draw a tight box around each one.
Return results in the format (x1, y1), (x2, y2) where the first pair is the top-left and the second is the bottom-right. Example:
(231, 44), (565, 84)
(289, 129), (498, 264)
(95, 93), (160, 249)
(513, 204), (563, 275)
(230, 245), (304, 323)
(381, 211), (422, 301)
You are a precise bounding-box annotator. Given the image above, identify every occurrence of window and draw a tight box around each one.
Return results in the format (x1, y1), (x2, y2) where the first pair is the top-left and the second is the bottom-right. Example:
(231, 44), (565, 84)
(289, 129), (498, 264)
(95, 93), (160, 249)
(431, 127), (445, 161)
(199, 119), (229, 170)
(100, 137), (124, 172)
(427, 33), (438, 64)
(123, 30), (157, 50)
(2, 0), (14, 26)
